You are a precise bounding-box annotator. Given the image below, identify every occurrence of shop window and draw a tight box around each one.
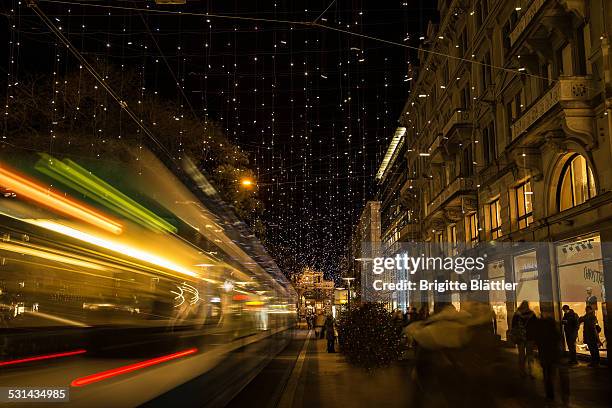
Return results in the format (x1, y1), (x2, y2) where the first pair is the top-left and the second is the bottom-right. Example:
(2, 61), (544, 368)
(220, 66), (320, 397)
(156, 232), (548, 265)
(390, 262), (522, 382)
(557, 154), (596, 211)
(487, 260), (507, 340)
(516, 180), (533, 229)
(488, 199), (502, 239)
(466, 213), (479, 244)
(556, 235), (605, 354)
(513, 251), (540, 315)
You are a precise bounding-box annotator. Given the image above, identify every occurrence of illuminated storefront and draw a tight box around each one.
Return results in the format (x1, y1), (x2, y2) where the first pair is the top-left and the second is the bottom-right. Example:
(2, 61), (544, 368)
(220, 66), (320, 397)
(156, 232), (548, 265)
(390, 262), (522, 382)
(556, 234), (607, 356)
(513, 251), (540, 315)
(487, 259), (507, 340)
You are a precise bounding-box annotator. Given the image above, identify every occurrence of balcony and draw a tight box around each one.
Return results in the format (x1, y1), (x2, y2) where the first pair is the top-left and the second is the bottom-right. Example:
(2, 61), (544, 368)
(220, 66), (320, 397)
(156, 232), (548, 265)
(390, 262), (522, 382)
(510, 76), (596, 141)
(442, 109), (472, 138)
(426, 176), (476, 217)
(400, 222), (421, 241)
(509, 0), (548, 47)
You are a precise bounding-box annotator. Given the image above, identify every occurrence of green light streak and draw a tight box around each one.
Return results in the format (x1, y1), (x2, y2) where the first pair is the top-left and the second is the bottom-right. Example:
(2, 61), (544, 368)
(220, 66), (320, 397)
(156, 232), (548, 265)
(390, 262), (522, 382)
(35, 154), (177, 234)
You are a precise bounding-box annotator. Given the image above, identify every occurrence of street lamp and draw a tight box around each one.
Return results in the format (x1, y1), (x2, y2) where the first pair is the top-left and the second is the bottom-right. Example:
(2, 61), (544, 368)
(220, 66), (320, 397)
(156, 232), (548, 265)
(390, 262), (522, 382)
(341, 277), (355, 309)
(240, 178), (255, 188)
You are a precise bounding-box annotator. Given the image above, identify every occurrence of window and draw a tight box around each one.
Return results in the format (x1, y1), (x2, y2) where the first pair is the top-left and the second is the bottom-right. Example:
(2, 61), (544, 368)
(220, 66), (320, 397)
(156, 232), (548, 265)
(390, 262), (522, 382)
(539, 62), (551, 92)
(506, 102), (513, 138)
(481, 0), (488, 20)
(448, 224), (458, 255)
(434, 231), (444, 254)
(458, 29), (468, 57)
(482, 121), (497, 165)
(576, 25), (587, 75)
(480, 52), (492, 92)
(466, 213), (479, 244)
(558, 154), (596, 211)
(516, 180), (533, 229)
(513, 90), (524, 118)
(488, 199), (502, 239)
(461, 86), (470, 109)
(474, 1), (482, 29)
(502, 21), (511, 53)
(461, 144), (474, 176)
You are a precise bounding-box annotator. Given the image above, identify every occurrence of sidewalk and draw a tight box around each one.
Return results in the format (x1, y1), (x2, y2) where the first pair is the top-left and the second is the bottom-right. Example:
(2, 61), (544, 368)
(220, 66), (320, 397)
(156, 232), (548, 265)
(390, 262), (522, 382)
(279, 329), (611, 408)
(282, 330), (412, 408)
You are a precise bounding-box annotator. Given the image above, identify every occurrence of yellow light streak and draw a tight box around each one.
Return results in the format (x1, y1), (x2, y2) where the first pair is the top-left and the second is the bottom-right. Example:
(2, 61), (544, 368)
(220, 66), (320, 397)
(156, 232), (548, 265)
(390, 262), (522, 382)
(0, 241), (107, 271)
(0, 165), (122, 234)
(26, 219), (198, 278)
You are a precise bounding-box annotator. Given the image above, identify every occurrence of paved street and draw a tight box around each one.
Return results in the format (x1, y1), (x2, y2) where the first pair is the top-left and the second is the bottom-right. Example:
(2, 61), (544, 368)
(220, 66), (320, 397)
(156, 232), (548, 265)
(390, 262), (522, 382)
(231, 329), (610, 408)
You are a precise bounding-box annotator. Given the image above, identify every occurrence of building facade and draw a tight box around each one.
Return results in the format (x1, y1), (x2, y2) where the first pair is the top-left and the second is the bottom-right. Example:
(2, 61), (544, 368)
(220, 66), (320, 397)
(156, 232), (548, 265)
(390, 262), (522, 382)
(349, 200), (382, 304)
(377, 0), (612, 353)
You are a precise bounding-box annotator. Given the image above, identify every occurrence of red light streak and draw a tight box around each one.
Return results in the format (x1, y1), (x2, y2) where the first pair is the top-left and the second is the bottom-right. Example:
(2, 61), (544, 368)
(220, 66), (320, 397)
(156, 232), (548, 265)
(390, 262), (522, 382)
(232, 294), (249, 301)
(70, 348), (198, 387)
(0, 349), (87, 367)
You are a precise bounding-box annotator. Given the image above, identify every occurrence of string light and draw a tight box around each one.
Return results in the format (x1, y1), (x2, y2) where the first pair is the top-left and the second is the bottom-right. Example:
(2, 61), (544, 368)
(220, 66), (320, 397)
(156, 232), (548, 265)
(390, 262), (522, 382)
(6, 1), (425, 280)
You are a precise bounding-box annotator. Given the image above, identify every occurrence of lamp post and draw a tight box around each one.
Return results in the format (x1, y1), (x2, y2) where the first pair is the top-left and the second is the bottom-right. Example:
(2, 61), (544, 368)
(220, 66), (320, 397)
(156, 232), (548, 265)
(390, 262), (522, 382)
(341, 277), (355, 309)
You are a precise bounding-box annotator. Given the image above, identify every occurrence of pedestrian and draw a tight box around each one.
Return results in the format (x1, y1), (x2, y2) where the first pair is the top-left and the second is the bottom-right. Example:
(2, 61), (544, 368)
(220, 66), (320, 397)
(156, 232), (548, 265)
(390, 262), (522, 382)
(392, 309), (403, 330)
(578, 305), (601, 366)
(561, 305), (579, 364)
(324, 314), (336, 353)
(585, 287), (598, 311)
(532, 312), (570, 404)
(306, 311), (314, 330)
(417, 304), (429, 321)
(314, 311), (325, 339)
(510, 300), (536, 378)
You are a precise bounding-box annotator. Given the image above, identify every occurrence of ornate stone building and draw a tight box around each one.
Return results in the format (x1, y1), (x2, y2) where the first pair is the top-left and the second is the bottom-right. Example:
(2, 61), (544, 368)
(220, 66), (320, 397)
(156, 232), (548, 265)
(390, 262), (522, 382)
(378, 0), (612, 351)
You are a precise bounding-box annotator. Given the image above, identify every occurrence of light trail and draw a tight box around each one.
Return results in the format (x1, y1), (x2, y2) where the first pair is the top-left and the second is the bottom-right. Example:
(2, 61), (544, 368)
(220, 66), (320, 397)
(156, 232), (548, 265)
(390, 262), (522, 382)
(0, 164), (122, 234)
(25, 219), (199, 279)
(0, 349), (87, 367)
(70, 348), (198, 387)
(0, 241), (107, 271)
(35, 154), (177, 233)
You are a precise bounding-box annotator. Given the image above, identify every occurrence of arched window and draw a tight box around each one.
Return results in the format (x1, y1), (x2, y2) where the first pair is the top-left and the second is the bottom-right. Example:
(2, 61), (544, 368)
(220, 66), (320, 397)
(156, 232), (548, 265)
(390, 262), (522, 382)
(557, 154), (596, 211)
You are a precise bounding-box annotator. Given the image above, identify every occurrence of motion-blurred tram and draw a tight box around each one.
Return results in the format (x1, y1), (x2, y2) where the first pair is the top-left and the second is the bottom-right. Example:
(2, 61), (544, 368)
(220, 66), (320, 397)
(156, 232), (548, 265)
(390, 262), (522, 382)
(0, 147), (296, 407)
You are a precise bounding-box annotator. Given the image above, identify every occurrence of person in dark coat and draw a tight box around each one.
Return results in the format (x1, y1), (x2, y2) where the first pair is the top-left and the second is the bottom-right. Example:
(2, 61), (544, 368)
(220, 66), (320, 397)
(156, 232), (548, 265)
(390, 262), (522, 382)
(561, 305), (579, 364)
(510, 301), (536, 377)
(579, 305), (600, 366)
(324, 314), (336, 353)
(532, 313), (570, 403)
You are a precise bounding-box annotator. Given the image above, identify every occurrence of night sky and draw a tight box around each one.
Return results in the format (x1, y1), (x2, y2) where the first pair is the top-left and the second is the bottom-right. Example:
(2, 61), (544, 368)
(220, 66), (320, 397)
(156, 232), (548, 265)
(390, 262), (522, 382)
(1, 0), (437, 278)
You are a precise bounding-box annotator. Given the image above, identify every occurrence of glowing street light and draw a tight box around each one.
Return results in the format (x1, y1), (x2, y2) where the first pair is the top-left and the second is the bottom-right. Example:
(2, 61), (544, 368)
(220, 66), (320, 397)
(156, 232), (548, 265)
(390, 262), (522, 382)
(240, 178), (255, 188)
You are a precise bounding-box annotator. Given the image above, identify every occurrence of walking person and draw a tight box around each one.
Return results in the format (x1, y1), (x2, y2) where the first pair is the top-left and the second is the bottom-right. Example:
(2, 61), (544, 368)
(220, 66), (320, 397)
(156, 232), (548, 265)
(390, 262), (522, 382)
(579, 305), (601, 366)
(561, 305), (579, 364)
(532, 312), (570, 404)
(324, 314), (336, 353)
(510, 301), (536, 378)
(314, 311), (325, 339)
